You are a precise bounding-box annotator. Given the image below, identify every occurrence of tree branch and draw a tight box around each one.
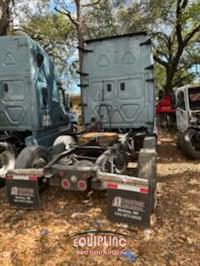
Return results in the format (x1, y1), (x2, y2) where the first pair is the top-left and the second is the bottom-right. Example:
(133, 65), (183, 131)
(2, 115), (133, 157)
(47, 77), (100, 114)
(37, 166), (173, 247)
(82, 0), (101, 8)
(153, 55), (168, 68)
(184, 24), (200, 45)
(181, 0), (189, 9)
(55, 7), (79, 27)
(13, 25), (41, 36)
(172, 73), (193, 88)
(153, 45), (169, 61)
(152, 31), (169, 43)
(176, 0), (183, 46)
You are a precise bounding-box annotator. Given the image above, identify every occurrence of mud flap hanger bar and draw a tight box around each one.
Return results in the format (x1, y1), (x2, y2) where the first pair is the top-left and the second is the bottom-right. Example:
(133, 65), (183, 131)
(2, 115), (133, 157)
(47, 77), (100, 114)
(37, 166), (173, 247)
(97, 171), (149, 190)
(7, 168), (44, 178)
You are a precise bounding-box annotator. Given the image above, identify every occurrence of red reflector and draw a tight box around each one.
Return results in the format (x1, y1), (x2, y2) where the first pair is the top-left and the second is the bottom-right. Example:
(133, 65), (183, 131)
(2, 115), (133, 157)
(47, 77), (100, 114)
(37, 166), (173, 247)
(140, 188), (149, 194)
(107, 182), (118, 189)
(29, 176), (38, 181)
(77, 180), (87, 190)
(61, 178), (70, 189)
(59, 171), (65, 177)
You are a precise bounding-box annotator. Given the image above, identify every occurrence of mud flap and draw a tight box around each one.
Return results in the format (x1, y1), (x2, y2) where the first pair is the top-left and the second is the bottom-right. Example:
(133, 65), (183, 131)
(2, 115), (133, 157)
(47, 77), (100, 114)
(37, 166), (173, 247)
(6, 175), (41, 208)
(97, 172), (151, 227)
(107, 187), (151, 227)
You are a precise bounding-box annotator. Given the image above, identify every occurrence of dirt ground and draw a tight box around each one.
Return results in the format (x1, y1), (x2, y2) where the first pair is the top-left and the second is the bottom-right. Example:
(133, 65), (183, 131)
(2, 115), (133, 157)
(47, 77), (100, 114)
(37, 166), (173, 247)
(0, 129), (200, 266)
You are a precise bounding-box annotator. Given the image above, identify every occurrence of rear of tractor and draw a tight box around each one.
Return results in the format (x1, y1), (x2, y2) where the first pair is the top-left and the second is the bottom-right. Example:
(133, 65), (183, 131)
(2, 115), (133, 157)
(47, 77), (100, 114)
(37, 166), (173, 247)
(6, 32), (157, 227)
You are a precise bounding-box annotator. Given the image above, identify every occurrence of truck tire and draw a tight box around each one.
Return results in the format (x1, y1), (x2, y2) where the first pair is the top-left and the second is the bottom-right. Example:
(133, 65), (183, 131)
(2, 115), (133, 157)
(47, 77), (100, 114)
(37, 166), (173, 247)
(161, 114), (169, 128)
(15, 146), (50, 191)
(53, 135), (75, 150)
(15, 146), (50, 168)
(181, 128), (200, 160)
(0, 143), (15, 182)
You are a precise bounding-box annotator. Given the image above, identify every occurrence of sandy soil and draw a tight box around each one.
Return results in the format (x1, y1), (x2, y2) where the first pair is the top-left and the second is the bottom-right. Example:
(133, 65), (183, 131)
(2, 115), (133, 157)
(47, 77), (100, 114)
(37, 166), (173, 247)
(0, 129), (200, 266)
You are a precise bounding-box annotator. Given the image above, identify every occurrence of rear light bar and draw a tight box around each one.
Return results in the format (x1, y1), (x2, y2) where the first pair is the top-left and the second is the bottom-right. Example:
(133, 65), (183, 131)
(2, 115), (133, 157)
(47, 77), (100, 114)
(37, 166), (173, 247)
(107, 182), (149, 194)
(6, 175), (38, 181)
(140, 188), (149, 194)
(107, 182), (118, 189)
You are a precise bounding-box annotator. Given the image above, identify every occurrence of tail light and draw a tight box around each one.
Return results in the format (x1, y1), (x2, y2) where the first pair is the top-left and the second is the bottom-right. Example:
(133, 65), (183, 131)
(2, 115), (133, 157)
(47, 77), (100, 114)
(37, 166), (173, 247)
(77, 180), (87, 191)
(107, 182), (118, 189)
(61, 178), (70, 189)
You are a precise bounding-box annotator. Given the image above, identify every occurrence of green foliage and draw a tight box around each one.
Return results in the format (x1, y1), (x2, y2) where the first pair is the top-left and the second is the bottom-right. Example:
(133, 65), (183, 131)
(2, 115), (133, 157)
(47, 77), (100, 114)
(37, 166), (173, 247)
(155, 63), (166, 91)
(84, 0), (118, 38)
(117, 3), (146, 33)
(117, 0), (200, 92)
(23, 13), (75, 58)
(15, 12), (77, 87)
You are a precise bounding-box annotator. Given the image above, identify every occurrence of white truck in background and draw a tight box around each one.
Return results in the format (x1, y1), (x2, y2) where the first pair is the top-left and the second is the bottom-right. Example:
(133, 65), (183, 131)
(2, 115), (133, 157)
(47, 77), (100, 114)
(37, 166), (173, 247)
(173, 84), (200, 159)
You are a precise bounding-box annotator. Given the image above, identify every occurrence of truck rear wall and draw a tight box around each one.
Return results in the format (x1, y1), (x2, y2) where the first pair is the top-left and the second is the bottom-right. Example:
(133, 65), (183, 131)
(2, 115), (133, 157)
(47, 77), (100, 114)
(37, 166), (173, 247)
(82, 33), (155, 133)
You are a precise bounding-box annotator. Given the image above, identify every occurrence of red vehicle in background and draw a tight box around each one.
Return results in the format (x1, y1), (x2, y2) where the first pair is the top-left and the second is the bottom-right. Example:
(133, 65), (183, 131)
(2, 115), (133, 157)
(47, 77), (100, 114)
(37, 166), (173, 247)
(156, 91), (176, 128)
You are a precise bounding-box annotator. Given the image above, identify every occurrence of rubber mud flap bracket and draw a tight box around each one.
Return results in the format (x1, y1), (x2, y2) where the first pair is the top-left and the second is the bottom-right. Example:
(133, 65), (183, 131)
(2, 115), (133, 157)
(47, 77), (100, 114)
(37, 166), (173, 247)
(138, 149), (156, 179)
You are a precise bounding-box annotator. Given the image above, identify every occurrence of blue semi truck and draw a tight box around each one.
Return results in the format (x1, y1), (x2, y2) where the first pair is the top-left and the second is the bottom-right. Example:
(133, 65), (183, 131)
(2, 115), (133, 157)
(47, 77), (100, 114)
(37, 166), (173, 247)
(0, 35), (76, 177)
(5, 33), (157, 227)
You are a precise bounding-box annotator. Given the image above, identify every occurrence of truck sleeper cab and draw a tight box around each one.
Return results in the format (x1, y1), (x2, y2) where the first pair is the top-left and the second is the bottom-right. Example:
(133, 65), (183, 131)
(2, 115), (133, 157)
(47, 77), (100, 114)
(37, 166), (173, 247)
(0, 36), (75, 177)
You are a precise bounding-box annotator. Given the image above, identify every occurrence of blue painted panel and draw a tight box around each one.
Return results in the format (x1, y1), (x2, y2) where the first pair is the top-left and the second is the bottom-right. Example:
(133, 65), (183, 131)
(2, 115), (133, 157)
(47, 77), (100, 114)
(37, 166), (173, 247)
(0, 36), (70, 133)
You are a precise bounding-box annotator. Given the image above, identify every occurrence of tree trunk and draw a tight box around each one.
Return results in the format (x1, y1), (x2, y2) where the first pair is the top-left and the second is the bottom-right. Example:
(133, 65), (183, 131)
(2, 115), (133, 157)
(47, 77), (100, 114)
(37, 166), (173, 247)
(163, 46), (184, 94)
(75, 0), (85, 73)
(0, 1), (12, 36)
